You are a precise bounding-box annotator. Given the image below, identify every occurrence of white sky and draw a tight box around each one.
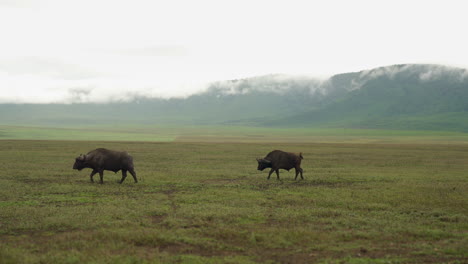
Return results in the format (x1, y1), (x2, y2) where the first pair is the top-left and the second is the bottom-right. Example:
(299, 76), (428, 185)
(0, 0), (467, 103)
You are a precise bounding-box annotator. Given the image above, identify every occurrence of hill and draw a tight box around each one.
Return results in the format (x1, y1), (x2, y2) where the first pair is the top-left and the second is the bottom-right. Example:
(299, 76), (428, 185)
(1, 64), (467, 131)
(270, 65), (468, 131)
(0, 74), (325, 126)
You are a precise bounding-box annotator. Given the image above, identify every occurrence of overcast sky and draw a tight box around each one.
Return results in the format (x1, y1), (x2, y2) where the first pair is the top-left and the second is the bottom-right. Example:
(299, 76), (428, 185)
(0, 0), (467, 103)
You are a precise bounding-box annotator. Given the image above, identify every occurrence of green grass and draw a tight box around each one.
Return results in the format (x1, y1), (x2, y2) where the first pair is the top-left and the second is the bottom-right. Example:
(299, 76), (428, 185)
(0, 126), (175, 142)
(2, 125), (468, 144)
(0, 140), (467, 263)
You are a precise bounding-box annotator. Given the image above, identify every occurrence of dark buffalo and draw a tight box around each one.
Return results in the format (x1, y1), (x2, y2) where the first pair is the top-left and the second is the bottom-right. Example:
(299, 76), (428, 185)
(257, 150), (304, 180)
(73, 148), (137, 184)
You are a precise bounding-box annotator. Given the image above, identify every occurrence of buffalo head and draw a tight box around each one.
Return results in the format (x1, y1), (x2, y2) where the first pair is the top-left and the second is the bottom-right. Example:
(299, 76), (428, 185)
(256, 158), (272, 171)
(73, 154), (87, 171)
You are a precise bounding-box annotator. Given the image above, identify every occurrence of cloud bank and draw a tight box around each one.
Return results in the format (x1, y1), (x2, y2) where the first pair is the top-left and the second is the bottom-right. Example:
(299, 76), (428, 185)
(349, 64), (468, 91)
(1, 1), (468, 103)
(1, 64), (468, 104)
(207, 74), (324, 96)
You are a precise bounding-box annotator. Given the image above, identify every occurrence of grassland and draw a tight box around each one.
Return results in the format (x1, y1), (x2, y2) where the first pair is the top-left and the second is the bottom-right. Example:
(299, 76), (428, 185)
(0, 139), (467, 263)
(2, 125), (468, 144)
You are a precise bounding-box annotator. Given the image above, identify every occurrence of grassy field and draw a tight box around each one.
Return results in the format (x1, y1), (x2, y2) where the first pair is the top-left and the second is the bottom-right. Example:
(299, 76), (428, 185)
(2, 125), (468, 143)
(0, 139), (467, 263)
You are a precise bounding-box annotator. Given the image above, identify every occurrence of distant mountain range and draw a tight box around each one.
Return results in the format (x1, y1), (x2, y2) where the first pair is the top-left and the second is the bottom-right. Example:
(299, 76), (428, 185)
(1, 64), (468, 131)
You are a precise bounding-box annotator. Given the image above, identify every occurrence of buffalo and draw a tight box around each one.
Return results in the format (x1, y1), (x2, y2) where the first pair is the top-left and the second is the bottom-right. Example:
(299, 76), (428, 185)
(257, 150), (304, 180)
(73, 148), (137, 184)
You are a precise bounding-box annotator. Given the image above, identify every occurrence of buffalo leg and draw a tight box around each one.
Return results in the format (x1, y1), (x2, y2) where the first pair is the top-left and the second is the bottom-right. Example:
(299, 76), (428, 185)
(295, 167), (304, 180)
(89, 170), (98, 183)
(99, 170), (104, 184)
(129, 168), (138, 183)
(275, 169), (280, 180)
(267, 169), (275, 180)
(120, 170), (128, 184)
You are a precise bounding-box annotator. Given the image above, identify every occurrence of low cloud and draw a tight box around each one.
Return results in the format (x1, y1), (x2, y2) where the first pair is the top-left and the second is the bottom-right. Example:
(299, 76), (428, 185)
(120, 45), (190, 57)
(418, 65), (468, 82)
(0, 72), (209, 104)
(0, 56), (101, 80)
(345, 65), (413, 91)
(207, 74), (324, 96)
(0, 0), (38, 8)
(1, 64), (467, 104)
(350, 64), (468, 90)
(67, 87), (93, 103)
(359, 64), (412, 81)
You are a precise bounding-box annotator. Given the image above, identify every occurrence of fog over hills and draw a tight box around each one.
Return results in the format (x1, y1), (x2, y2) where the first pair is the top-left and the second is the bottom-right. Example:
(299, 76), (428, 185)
(1, 64), (468, 131)
(269, 64), (468, 131)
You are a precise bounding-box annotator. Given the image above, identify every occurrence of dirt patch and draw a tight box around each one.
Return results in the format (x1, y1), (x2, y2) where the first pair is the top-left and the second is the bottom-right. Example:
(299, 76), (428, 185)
(161, 189), (177, 196)
(150, 214), (167, 224)
(201, 178), (242, 185)
(160, 188), (178, 213)
(159, 243), (220, 257)
(256, 251), (321, 264)
(134, 241), (236, 258)
(16, 177), (58, 184)
(292, 180), (355, 188)
(249, 182), (275, 190)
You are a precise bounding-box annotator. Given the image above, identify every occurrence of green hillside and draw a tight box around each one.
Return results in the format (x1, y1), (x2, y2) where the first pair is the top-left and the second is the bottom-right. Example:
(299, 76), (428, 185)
(0, 75), (323, 127)
(1, 64), (467, 132)
(268, 65), (468, 132)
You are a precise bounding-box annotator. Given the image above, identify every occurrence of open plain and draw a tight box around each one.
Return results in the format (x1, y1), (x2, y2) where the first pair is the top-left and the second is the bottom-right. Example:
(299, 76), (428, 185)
(0, 137), (467, 263)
